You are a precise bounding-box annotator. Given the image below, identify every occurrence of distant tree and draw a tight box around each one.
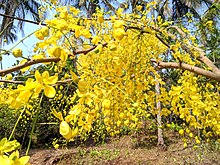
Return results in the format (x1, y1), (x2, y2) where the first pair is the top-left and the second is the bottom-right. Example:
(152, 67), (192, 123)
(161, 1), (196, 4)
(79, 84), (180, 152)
(0, 0), (40, 44)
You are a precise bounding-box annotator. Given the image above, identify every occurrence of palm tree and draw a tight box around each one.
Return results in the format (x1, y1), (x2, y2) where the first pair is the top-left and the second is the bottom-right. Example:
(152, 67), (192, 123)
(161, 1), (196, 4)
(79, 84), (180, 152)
(0, 0), (40, 44)
(62, 0), (120, 17)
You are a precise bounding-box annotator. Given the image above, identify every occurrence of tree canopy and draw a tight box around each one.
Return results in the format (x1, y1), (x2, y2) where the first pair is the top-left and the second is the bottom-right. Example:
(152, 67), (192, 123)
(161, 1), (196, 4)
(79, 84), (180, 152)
(0, 1), (219, 164)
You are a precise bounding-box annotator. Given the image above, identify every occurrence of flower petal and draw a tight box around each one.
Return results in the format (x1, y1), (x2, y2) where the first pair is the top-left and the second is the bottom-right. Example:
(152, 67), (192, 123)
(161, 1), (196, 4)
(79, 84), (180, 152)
(70, 70), (79, 83)
(44, 85), (56, 98)
(17, 90), (32, 102)
(59, 121), (72, 140)
(42, 71), (49, 79)
(35, 84), (43, 94)
(19, 156), (30, 164)
(35, 70), (42, 83)
(46, 76), (58, 85)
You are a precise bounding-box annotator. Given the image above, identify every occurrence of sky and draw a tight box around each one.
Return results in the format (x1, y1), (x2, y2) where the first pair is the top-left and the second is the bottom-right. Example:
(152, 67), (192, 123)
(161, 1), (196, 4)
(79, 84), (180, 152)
(2, 20), (40, 69)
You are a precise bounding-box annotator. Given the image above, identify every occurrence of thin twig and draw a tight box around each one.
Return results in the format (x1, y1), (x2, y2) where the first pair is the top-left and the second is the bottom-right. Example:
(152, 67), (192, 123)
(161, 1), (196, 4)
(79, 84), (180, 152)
(0, 79), (24, 84)
(0, 78), (73, 85)
(0, 13), (46, 26)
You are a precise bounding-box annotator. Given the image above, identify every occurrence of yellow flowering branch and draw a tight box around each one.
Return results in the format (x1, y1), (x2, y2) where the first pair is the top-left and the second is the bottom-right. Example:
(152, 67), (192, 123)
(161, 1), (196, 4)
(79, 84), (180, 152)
(127, 25), (220, 82)
(73, 42), (108, 55)
(167, 25), (220, 74)
(0, 43), (108, 76)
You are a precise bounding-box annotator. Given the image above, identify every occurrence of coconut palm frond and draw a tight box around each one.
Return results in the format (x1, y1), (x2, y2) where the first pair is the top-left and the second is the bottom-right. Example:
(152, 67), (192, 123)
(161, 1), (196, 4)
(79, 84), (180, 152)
(0, 0), (40, 44)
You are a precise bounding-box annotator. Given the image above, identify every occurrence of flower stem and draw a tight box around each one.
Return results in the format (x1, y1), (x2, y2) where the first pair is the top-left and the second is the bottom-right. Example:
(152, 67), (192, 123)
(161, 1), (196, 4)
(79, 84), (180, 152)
(26, 93), (43, 155)
(8, 106), (26, 141)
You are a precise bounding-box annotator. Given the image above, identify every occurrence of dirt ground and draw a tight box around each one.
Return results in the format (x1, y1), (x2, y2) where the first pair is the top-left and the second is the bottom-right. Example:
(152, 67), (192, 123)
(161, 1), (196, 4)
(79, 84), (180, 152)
(29, 133), (220, 165)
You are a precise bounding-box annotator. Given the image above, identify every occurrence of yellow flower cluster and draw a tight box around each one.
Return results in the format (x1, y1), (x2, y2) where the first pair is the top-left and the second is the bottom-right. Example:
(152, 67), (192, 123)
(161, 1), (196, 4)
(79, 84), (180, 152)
(0, 138), (30, 165)
(170, 71), (220, 138)
(0, 4), (219, 146)
(3, 71), (58, 109)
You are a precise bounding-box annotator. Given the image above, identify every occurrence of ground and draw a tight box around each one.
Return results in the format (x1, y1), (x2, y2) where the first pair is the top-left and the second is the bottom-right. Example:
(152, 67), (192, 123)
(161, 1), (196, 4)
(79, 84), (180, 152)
(29, 133), (220, 165)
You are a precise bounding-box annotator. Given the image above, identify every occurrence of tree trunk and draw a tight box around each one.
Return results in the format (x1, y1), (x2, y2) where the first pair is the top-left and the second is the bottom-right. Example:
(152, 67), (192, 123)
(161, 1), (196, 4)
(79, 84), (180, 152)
(155, 76), (164, 146)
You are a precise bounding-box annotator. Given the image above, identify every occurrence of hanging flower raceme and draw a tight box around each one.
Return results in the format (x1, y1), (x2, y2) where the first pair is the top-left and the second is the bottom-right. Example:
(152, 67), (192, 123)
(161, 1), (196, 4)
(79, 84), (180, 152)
(35, 70), (58, 98)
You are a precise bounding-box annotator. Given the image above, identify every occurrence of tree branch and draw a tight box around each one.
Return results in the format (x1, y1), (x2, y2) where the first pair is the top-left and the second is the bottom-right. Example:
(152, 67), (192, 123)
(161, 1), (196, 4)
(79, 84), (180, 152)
(0, 13), (46, 26)
(0, 79), (73, 85)
(74, 43), (107, 55)
(167, 25), (220, 74)
(0, 57), (60, 76)
(191, 46), (220, 74)
(151, 59), (220, 82)
(0, 43), (108, 76)
(0, 79), (24, 84)
(126, 26), (170, 48)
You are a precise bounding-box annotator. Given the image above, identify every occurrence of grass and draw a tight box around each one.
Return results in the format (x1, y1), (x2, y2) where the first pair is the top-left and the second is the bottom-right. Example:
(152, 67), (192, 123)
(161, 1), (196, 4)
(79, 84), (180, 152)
(29, 134), (220, 165)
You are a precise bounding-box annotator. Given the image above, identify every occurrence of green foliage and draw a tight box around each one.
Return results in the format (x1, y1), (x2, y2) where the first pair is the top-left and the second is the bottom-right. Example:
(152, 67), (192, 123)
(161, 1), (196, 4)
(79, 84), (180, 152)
(0, 105), (18, 139)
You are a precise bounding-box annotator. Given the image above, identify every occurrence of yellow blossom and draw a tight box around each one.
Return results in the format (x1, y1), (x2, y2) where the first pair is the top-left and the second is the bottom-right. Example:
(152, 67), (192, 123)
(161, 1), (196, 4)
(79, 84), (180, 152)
(12, 48), (22, 58)
(60, 121), (72, 140)
(78, 79), (87, 92)
(59, 10), (68, 20)
(136, 5), (142, 11)
(41, 26), (49, 37)
(35, 70), (58, 98)
(6, 74), (13, 80)
(82, 29), (91, 38)
(102, 99), (111, 109)
(179, 129), (184, 135)
(97, 13), (104, 23)
(113, 20), (124, 29)
(113, 28), (126, 40)
(34, 30), (44, 40)
(91, 36), (100, 44)
(189, 133), (193, 138)
(47, 46), (68, 62)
